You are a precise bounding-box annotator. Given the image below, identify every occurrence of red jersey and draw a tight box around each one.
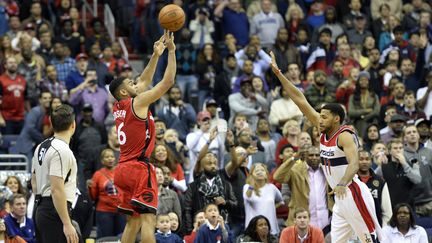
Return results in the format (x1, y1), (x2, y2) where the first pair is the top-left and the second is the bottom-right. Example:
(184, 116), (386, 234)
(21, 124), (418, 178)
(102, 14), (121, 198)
(0, 73), (26, 121)
(89, 167), (119, 213)
(113, 98), (155, 163)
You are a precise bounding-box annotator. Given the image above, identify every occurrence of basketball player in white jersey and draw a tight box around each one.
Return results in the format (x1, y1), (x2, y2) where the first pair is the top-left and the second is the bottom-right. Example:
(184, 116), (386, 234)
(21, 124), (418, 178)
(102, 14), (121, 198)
(269, 52), (384, 243)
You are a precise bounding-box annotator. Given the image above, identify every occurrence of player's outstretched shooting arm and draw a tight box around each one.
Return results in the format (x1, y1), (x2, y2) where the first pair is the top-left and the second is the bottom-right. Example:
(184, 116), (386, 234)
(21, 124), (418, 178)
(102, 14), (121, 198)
(269, 51), (319, 127)
(136, 34), (167, 93)
(135, 30), (177, 108)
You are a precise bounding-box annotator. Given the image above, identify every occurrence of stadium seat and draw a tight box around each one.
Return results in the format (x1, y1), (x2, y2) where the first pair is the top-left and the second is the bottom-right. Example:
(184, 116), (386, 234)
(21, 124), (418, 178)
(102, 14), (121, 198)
(0, 135), (19, 154)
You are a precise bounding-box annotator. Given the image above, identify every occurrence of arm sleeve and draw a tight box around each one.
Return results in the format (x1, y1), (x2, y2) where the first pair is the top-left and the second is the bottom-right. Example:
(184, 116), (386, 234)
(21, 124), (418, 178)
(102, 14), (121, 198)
(402, 163), (422, 184)
(49, 148), (71, 179)
(88, 171), (100, 201)
(381, 183), (392, 226)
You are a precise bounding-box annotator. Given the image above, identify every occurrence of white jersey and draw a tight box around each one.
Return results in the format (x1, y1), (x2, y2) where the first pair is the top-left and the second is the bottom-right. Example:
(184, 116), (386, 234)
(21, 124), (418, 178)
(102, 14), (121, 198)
(32, 137), (77, 203)
(319, 125), (358, 189)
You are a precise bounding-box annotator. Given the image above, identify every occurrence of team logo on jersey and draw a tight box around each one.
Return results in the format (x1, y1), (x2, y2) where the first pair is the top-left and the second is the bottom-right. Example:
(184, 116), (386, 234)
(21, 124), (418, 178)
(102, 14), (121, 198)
(320, 150), (334, 157)
(372, 180), (379, 187)
(142, 191), (154, 203)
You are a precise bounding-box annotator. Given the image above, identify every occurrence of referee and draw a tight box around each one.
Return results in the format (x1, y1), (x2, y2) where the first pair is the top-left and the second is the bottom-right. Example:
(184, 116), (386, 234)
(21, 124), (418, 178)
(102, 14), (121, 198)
(31, 104), (79, 243)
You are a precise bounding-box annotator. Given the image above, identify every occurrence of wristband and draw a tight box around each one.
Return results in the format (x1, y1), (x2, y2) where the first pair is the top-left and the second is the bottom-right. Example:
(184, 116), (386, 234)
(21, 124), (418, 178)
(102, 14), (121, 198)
(336, 183), (346, 187)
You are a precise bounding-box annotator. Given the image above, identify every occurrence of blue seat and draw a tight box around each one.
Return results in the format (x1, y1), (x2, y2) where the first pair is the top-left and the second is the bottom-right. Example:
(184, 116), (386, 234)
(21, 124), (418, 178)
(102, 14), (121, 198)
(0, 135), (19, 154)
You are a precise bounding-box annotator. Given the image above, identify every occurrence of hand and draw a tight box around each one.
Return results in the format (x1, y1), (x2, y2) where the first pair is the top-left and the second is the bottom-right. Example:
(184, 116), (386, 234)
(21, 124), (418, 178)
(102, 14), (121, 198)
(0, 117), (5, 127)
(209, 127), (218, 141)
(226, 130), (235, 145)
(331, 184), (347, 200)
(271, 86), (281, 98)
(420, 33), (429, 49)
(217, 215), (225, 229)
(153, 34), (166, 56)
(63, 223), (79, 243)
(165, 30), (176, 52)
(394, 152), (407, 165)
(86, 179), (93, 188)
(269, 51), (280, 74)
(374, 153), (388, 166)
(176, 99), (184, 107)
(246, 145), (258, 155)
(214, 196), (226, 206)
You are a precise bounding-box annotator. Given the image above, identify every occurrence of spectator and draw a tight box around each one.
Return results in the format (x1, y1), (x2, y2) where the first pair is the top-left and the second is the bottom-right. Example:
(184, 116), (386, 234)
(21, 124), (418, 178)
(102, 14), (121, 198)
(381, 114), (407, 144)
(372, 3), (391, 41)
(87, 43), (110, 87)
(163, 129), (190, 171)
(214, 0), (249, 47)
(256, 118), (282, 166)
(36, 31), (54, 64)
(269, 86), (302, 129)
(371, 142), (389, 169)
(40, 64), (68, 101)
(362, 124), (381, 152)
(234, 44), (271, 78)
(382, 203), (428, 242)
(3, 176), (27, 197)
(118, 63), (133, 79)
(155, 214), (182, 243)
(312, 6), (344, 45)
(21, 2), (52, 34)
(347, 71), (381, 137)
(55, 19), (81, 57)
(346, 15), (372, 45)
(270, 28), (302, 74)
(375, 139), (422, 206)
(401, 90), (426, 122)
(403, 125), (432, 217)
(244, 163), (283, 236)
(371, 0), (402, 20)
(326, 60), (344, 93)
(101, 46), (124, 75)
(236, 215), (278, 243)
(194, 204), (233, 243)
(42, 97), (62, 138)
(183, 148), (237, 233)
(307, 28), (335, 72)
(417, 70), (432, 119)
(249, 0), (284, 49)
(279, 208), (325, 243)
(196, 43), (222, 109)
(378, 15), (401, 52)
(335, 43), (360, 78)
(150, 144), (187, 192)
(0, 56), (27, 135)
(400, 56), (424, 93)
(50, 42), (76, 83)
(231, 60), (254, 93)
(357, 150), (393, 226)
(15, 90), (52, 162)
(306, 1), (325, 31)
(3, 194), (34, 243)
(382, 26), (416, 62)
(88, 148), (125, 238)
(168, 212), (180, 234)
(284, 4), (307, 43)
(367, 48), (383, 95)
(285, 63), (308, 91)
(342, 0), (364, 30)
(228, 78), (268, 130)
(189, 8), (214, 49)
(17, 43), (44, 107)
(67, 53), (88, 92)
(0, 35), (15, 63)
(69, 7), (85, 42)
(273, 146), (331, 229)
(0, 217), (26, 242)
(84, 18), (111, 52)
(275, 119), (301, 165)
(183, 211), (205, 243)
(157, 85), (196, 142)
(304, 70), (336, 110)
(68, 69), (109, 124)
(11, 28), (40, 52)
(155, 166), (181, 219)
(335, 67), (359, 108)
(415, 118), (430, 146)
(5, 15), (21, 40)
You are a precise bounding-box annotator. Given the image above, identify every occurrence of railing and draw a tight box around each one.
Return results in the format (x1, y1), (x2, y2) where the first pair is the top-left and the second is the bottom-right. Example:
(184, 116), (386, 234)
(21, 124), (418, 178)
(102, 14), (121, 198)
(118, 37), (129, 62)
(104, 4), (116, 42)
(81, 0), (98, 29)
(0, 154), (29, 172)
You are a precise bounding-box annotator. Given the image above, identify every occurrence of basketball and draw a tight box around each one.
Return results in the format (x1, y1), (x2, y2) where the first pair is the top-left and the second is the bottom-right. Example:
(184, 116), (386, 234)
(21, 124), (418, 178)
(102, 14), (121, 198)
(158, 4), (185, 32)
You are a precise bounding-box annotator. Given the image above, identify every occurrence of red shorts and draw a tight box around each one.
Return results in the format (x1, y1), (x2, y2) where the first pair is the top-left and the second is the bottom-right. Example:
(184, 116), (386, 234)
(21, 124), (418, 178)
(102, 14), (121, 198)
(114, 160), (158, 216)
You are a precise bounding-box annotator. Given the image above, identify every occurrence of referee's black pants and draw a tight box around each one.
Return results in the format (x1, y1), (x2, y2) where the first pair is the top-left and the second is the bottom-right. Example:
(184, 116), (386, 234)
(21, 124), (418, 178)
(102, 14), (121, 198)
(35, 197), (80, 243)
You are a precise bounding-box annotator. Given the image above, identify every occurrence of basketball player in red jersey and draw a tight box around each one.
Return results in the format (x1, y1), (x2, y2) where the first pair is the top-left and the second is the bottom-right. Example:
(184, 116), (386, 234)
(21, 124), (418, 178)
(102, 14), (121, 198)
(108, 31), (176, 243)
(269, 52), (384, 243)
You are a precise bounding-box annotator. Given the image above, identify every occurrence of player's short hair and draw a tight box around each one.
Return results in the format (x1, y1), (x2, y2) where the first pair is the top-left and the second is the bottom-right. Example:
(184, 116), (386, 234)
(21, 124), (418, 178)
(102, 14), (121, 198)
(321, 103), (345, 123)
(51, 104), (75, 132)
(293, 207), (310, 218)
(109, 76), (127, 100)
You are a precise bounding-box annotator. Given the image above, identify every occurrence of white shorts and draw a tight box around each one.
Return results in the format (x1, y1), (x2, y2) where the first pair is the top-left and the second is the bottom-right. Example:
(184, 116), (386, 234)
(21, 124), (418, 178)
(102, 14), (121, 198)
(331, 178), (383, 243)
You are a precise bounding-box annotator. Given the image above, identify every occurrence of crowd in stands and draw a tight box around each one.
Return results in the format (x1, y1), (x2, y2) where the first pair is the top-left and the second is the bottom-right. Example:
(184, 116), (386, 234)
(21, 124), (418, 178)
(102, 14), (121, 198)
(2, 0), (432, 242)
